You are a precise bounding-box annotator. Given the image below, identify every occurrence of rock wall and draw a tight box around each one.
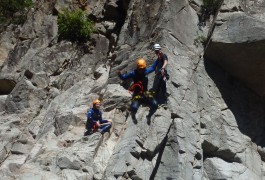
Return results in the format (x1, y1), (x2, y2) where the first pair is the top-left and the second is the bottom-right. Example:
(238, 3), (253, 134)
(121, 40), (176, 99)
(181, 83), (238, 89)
(0, 0), (265, 179)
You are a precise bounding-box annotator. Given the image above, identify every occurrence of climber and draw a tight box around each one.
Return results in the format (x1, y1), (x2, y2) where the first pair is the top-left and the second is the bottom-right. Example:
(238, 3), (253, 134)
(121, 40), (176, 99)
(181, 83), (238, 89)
(84, 99), (112, 136)
(151, 43), (169, 105)
(117, 58), (158, 124)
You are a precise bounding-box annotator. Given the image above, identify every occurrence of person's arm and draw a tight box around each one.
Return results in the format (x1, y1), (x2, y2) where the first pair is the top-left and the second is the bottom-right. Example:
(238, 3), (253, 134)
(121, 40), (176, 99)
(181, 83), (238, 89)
(118, 70), (135, 80)
(99, 111), (104, 124)
(145, 60), (159, 74)
(94, 111), (102, 127)
(162, 60), (168, 69)
(162, 54), (168, 69)
(87, 110), (93, 121)
(161, 54), (168, 75)
(100, 119), (112, 126)
(87, 110), (98, 124)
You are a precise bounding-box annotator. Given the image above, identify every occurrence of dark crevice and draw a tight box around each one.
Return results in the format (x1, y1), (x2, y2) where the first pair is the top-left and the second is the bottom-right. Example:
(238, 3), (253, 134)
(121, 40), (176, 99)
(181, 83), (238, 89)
(179, 149), (185, 154)
(177, 4), (188, 14)
(113, 0), (130, 35)
(202, 140), (240, 163)
(87, 0), (131, 68)
(195, 151), (202, 160)
(108, 0), (130, 54)
(198, 0), (224, 27)
(171, 81), (181, 88)
(0, 79), (16, 95)
(198, 0), (224, 49)
(24, 70), (33, 79)
(149, 134), (168, 180)
(129, 120), (175, 178)
(171, 112), (182, 119)
(149, 120), (174, 179)
(200, 121), (206, 129)
(203, 151), (239, 164)
(99, 0), (131, 56)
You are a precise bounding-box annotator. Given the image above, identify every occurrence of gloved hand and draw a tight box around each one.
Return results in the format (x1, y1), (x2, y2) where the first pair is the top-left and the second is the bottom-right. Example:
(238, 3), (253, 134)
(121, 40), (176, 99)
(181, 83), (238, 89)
(161, 68), (165, 76)
(117, 70), (121, 76)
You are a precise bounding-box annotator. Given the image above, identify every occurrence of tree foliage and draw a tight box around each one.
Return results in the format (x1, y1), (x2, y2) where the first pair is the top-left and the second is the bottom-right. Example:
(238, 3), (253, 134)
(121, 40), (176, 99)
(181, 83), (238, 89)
(57, 9), (94, 42)
(0, 0), (33, 24)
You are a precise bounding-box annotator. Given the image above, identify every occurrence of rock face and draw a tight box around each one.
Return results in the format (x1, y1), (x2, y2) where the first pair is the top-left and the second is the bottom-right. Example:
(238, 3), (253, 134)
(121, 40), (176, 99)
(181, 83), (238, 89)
(0, 0), (265, 179)
(204, 0), (265, 97)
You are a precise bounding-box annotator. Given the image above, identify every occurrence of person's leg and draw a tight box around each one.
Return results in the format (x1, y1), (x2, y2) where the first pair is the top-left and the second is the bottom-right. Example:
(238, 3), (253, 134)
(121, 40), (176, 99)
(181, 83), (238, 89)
(100, 123), (112, 133)
(155, 76), (164, 104)
(85, 120), (91, 129)
(160, 80), (167, 104)
(145, 98), (157, 125)
(97, 120), (112, 133)
(151, 74), (161, 96)
(84, 120), (93, 136)
(147, 98), (158, 117)
(131, 100), (140, 113)
(130, 100), (140, 123)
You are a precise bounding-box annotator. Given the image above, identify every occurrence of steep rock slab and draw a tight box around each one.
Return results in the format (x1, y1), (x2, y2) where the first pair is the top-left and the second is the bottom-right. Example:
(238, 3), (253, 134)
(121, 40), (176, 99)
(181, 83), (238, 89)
(0, 95), (7, 112)
(5, 0), (265, 179)
(151, 118), (180, 180)
(5, 78), (46, 115)
(35, 65), (110, 139)
(104, 107), (172, 179)
(0, 64), (111, 178)
(107, 0), (204, 179)
(93, 109), (127, 179)
(0, 25), (17, 67)
(205, 11), (265, 97)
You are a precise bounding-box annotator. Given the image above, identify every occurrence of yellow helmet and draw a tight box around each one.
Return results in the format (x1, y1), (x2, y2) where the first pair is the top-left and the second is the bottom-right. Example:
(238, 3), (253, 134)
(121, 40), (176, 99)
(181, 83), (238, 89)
(136, 58), (146, 69)
(92, 99), (101, 106)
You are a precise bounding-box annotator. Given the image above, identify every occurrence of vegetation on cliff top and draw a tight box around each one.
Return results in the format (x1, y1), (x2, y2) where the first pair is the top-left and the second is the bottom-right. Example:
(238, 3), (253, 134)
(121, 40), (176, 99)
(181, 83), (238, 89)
(57, 8), (94, 42)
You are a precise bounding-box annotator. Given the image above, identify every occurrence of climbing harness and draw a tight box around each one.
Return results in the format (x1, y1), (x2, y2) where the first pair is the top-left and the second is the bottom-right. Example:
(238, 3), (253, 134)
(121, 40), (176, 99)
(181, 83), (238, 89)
(144, 90), (155, 99)
(92, 123), (100, 132)
(129, 81), (144, 95)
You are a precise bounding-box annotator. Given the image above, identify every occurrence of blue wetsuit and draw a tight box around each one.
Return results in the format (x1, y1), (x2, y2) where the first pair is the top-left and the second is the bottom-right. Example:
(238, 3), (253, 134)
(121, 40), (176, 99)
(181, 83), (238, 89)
(86, 108), (111, 133)
(119, 60), (158, 80)
(118, 60), (158, 114)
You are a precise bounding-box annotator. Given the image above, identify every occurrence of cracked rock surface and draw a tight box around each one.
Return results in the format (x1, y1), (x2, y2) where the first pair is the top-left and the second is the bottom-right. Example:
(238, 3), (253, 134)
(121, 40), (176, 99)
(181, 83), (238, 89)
(1, 0), (265, 179)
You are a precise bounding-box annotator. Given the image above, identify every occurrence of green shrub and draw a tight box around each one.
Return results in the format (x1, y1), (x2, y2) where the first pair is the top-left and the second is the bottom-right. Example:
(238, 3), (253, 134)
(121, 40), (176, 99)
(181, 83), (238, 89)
(0, 0), (32, 14)
(0, 0), (32, 25)
(194, 35), (207, 47)
(0, 16), (6, 24)
(57, 9), (94, 42)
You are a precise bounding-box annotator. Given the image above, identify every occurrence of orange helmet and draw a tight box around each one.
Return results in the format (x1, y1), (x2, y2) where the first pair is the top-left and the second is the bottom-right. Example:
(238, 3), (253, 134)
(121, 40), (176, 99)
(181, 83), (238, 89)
(92, 99), (101, 106)
(136, 58), (146, 69)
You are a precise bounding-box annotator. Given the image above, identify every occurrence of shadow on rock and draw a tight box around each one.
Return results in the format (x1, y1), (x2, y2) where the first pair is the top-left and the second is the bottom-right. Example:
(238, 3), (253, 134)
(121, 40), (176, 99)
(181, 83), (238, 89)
(204, 58), (265, 147)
